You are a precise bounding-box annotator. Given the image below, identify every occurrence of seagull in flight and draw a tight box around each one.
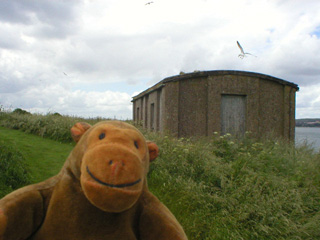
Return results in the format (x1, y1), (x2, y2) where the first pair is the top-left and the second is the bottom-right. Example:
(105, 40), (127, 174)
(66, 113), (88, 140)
(145, 1), (154, 5)
(237, 41), (256, 59)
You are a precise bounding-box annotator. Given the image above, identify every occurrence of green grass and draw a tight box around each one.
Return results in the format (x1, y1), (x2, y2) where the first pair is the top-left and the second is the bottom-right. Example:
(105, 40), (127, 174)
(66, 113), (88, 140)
(0, 111), (319, 239)
(0, 127), (73, 183)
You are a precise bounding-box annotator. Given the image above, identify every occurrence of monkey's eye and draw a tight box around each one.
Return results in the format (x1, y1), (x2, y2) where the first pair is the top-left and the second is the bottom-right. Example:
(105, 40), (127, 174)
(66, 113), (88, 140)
(134, 141), (139, 149)
(99, 133), (105, 140)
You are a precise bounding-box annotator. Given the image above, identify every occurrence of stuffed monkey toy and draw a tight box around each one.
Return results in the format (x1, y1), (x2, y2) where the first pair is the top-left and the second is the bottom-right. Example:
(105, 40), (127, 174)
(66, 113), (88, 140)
(0, 121), (187, 239)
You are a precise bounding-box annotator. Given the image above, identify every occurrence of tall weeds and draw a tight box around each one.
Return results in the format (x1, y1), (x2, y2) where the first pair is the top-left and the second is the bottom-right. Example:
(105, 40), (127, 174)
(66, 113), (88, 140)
(145, 132), (320, 239)
(0, 111), (116, 142)
(0, 142), (31, 197)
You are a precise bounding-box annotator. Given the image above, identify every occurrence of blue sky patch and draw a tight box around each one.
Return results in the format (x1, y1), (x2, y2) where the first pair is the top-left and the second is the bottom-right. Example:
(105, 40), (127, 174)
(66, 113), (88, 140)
(311, 26), (320, 38)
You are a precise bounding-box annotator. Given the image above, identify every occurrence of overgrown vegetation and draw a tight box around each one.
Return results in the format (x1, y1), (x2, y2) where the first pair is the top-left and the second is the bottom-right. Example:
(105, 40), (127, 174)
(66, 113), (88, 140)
(0, 142), (31, 196)
(0, 110), (319, 239)
(147, 133), (320, 239)
(0, 109), (117, 142)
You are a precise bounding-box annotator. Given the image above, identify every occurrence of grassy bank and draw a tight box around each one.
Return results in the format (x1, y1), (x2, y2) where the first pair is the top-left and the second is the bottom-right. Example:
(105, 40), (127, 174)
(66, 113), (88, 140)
(0, 127), (73, 184)
(0, 111), (319, 239)
(0, 110), (108, 143)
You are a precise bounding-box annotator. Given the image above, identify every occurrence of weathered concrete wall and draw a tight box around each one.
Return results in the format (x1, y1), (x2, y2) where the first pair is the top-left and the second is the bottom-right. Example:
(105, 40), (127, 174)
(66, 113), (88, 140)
(132, 101), (136, 120)
(141, 95), (148, 128)
(133, 98), (143, 122)
(146, 90), (157, 131)
(158, 89), (164, 132)
(162, 81), (179, 136)
(282, 86), (297, 141)
(245, 76), (260, 136)
(178, 77), (208, 137)
(259, 79), (284, 138)
(132, 71), (298, 141)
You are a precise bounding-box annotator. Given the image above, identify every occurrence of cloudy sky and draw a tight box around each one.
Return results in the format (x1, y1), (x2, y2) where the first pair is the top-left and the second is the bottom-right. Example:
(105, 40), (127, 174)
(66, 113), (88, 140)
(0, 0), (319, 119)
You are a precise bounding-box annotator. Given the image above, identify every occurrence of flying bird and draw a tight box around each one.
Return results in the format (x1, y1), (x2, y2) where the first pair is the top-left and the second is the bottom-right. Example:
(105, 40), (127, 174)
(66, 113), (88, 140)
(145, 1), (154, 5)
(237, 41), (256, 59)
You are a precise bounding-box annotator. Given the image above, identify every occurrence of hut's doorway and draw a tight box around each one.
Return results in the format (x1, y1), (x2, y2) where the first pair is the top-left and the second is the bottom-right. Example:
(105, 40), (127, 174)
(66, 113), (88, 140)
(221, 95), (247, 137)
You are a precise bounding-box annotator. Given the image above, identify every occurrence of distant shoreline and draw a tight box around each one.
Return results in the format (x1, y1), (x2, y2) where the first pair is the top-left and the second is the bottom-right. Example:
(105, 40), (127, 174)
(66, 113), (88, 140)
(296, 119), (320, 128)
(296, 126), (320, 128)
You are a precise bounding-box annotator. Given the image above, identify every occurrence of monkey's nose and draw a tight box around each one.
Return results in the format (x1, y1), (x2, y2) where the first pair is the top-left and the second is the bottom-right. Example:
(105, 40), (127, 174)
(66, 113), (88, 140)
(109, 160), (125, 175)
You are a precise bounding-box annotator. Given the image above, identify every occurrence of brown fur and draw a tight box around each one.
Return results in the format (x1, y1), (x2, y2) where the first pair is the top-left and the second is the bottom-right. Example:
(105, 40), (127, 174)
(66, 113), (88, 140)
(0, 121), (187, 240)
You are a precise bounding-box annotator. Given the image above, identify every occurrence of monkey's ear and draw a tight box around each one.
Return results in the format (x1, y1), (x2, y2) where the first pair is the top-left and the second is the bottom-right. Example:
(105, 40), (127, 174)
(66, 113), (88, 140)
(70, 122), (91, 142)
(147, 141), (159, 162)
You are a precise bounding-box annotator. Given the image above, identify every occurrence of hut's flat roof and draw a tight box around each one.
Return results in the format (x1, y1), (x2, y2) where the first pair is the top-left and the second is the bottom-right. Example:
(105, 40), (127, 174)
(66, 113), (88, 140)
(132, 70), (299, 100)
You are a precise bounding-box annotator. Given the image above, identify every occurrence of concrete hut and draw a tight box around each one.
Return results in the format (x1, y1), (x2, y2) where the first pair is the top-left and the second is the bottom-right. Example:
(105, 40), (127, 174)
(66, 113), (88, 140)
(132, 70), (299, 140)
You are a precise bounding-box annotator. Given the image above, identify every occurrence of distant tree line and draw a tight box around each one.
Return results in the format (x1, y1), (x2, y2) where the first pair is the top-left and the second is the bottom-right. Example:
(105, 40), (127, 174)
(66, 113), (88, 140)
(296, 118), (320, 127)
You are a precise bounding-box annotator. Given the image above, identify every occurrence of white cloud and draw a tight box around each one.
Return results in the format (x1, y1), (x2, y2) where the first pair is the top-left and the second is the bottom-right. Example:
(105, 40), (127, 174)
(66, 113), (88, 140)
(296, 84), (320, 119)
(1, 84), (132, 119)
(0, 0), (320, 119)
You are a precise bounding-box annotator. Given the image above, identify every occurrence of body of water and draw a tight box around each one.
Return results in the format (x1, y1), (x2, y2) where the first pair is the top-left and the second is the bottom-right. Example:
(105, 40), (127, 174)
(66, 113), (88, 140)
(295, 127), (320, 151)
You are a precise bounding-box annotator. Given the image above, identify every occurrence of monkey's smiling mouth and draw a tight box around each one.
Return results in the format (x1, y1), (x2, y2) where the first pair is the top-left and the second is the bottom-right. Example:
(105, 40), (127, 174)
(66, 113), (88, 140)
(86, 166), (141, 188)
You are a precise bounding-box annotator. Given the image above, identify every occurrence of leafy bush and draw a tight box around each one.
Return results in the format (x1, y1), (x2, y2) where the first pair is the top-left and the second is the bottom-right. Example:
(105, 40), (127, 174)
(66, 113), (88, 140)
(12, 108), (31, 115)
(0, 142), (31, 197)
